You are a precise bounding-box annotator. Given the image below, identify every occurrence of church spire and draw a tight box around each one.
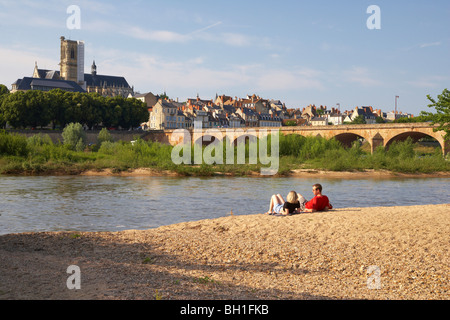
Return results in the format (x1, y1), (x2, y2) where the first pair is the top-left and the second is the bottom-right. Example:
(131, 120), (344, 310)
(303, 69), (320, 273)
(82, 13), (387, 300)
(91, 60), (97, 76)
(33, 61), (39, 78)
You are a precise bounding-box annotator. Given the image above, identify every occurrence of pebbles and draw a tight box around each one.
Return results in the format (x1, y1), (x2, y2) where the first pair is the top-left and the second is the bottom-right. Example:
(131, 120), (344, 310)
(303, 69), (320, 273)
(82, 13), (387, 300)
(0, 204), (449, 300)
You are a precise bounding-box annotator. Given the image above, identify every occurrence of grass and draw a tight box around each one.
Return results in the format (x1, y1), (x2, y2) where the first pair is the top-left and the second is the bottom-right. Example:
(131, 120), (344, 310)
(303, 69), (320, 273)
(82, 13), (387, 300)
(0, 131), (448, 176)
(153, 289), (163, 300)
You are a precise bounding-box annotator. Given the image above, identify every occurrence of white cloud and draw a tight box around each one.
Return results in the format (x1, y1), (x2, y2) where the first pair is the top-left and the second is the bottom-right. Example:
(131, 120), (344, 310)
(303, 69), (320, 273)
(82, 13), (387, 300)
(221, 33), (251, 47)
(419, 42), (442, 48)
(255, 68), (324, 91)
(407, 75), (449, 88)
(0, 0), (62, 29)
(342, 66), (382, 87)
(0, 47), (58, 87)
(127, 26), (190, 43)
(84, 46), (324, 97)
(81, 17), (257, 48)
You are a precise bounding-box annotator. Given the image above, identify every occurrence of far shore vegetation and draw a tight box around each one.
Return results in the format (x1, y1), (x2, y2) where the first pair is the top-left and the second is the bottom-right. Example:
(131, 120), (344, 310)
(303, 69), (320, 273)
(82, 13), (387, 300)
(1, 87), (449, 177)
(0, 127), (448, 177)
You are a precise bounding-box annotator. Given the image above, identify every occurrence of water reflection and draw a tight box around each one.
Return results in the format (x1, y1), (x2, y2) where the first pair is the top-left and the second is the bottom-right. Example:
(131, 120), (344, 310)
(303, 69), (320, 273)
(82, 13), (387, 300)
(0, 175), (449, 235)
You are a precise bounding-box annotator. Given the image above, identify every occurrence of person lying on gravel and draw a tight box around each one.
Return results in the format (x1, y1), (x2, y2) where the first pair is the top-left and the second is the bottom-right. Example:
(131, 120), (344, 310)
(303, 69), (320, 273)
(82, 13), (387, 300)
(298, 183), (333, 213)
(265, 191), (301, 215)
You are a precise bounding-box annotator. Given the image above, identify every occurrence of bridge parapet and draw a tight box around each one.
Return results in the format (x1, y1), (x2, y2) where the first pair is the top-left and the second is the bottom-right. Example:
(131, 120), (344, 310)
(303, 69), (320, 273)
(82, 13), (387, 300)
(143, 123), (448, 155)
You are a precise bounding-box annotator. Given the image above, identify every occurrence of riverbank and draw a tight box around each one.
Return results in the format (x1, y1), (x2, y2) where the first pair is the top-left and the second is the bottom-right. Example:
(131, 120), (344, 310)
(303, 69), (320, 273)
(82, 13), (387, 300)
(2, 129), (449, 177)
(1, 204), (448, 300)
(78, 167), (450, 179)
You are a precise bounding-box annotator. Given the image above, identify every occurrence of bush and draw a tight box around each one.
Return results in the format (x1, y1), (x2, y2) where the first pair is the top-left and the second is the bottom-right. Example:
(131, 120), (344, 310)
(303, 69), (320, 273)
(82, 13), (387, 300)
(98, 141), (116, 155)
(386, 137), (415, 159)
(27, 133), (53, 148)
(62, 123), (87, 151)
(279, 134), (342, 160)
(97, 128), (113, 145)
(0, 130), (28, 157)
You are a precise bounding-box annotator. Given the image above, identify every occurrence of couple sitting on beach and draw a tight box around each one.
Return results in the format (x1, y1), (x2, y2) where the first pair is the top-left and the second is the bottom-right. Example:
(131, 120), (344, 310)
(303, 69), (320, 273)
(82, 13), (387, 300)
(265, 184), (333, 216)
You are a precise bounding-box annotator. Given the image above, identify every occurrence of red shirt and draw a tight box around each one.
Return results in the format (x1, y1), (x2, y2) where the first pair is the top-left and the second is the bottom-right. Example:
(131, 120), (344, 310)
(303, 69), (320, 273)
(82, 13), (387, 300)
(305, 195), (332, 211)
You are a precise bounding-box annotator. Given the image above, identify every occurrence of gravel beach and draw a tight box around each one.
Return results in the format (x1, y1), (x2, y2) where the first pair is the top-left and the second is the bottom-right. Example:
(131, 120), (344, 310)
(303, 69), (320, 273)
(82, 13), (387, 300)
(0, 204), (448, 300)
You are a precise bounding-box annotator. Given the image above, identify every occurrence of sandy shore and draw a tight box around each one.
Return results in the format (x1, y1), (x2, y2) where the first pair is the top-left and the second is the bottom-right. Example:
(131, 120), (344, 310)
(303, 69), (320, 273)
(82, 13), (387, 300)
(79, 167), (450, 179)
(0, 204), (448, 300)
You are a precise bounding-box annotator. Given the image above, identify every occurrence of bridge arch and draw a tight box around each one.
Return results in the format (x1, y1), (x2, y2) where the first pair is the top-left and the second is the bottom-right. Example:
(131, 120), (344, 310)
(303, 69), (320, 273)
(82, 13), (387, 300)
(333, 132), (367, 148)
(194, 134), (222, 147)
(229, 132), (258, 147)
(385, 131), (444, 153)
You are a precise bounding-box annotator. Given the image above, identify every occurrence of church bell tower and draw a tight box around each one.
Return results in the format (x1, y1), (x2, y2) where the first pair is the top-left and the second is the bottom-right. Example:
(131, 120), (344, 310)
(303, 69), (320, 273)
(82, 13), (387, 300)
(60, 36), (85, 87)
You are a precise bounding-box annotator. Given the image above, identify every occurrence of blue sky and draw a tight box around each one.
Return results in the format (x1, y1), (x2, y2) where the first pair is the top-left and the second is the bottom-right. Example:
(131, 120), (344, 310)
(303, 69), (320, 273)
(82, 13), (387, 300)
(0, 0), (449, 116)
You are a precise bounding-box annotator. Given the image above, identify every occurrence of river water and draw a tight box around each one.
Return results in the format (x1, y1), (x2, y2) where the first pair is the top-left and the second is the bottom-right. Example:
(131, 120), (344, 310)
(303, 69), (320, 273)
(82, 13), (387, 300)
(0, 175), (449, 235)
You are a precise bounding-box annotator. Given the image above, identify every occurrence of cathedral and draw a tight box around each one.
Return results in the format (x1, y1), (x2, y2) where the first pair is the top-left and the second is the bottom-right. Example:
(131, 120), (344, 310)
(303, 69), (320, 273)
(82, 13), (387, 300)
(12, 36), (134, 98)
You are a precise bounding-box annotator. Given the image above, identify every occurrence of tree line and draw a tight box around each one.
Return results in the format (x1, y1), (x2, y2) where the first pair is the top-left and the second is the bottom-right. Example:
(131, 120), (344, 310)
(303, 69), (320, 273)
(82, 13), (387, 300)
(0, 84), (149, 130)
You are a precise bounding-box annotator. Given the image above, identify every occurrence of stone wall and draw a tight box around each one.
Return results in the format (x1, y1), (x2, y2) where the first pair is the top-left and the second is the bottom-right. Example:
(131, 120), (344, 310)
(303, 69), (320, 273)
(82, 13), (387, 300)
(7, 129), (142, 145)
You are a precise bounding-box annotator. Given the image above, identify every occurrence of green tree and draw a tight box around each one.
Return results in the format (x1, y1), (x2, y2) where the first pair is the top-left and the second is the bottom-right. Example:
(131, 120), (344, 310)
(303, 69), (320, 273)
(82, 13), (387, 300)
(102, 97), (121, 128)
(159, 92), (169, 100)
(85, 93), (103, 129)
(97, 127), (113, 145)
(0, 84), (9, 96)
(23, 90), (50, 128)
(62, 122), (87, 151)
(47, 89), (68, 129)
(284, 120), (297, 126)
(351, 115), (366, 124)
(422, 89), (450, 140)
(1, 91), (27, 128)
(64, 92), (84, 125)
(375, 116), (385, 123)
(0, 94), (6, 128)
(125, 98), (149, 129)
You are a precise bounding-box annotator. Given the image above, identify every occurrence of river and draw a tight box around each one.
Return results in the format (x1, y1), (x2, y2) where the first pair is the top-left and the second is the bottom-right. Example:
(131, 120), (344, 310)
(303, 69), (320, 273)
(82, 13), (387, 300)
(0, 175), (449, 235)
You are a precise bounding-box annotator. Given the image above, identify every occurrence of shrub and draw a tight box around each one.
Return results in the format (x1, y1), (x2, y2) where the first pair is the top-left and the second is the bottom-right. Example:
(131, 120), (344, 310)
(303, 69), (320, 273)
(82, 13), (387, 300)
(27, 133), (53, 148)
(98, 141), (116, 155)
(0, 130), (28, 157)
(386, 137), (415, 159)
(97, 128), (113, 145)
(62, 123), (87, 151)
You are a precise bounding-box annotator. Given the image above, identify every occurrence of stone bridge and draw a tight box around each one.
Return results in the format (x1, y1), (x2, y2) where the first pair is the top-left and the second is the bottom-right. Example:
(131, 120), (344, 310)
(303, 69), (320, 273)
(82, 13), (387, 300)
(142, 123), (449, 155)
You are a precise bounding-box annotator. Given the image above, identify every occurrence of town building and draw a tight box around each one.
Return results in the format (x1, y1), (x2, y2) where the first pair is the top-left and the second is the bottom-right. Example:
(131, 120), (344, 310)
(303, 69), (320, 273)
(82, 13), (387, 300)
(349, 106), (377, 124)
(310, 117), (328, 126)
(148, 99), (179, 130)
(327, 113), (345, 125)
(214, 94), (234, 107)
(236, 107), (259, 127)
(301, 105), (318, 123)
(386, 111), (412, 122)
(132, 92), (158, 108)
(258, 113), (282, 127)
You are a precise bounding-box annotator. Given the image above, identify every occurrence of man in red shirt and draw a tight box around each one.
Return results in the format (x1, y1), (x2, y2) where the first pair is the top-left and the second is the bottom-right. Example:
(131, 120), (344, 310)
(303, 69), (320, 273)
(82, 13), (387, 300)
(302, 184), (333, 213)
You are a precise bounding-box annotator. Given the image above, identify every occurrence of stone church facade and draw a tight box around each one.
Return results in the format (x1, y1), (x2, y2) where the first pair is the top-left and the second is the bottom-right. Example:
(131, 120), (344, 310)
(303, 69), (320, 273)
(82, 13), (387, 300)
(12, 36), (134, 98)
